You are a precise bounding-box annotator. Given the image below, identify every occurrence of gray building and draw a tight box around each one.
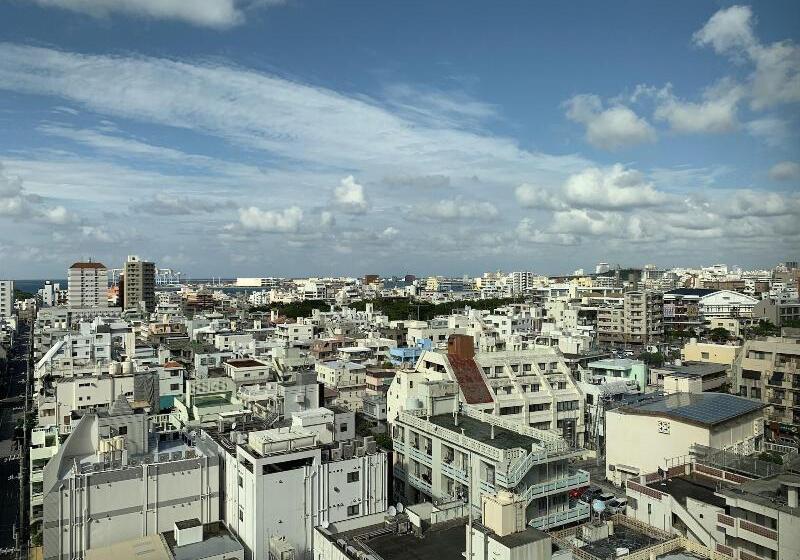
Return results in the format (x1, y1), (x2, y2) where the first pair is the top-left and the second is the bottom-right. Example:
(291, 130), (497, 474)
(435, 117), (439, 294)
(124, 255), (156, 313)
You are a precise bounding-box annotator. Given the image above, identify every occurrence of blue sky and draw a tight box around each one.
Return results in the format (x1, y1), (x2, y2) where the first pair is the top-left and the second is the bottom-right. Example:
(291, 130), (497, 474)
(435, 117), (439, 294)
(0, 1), (798, 278)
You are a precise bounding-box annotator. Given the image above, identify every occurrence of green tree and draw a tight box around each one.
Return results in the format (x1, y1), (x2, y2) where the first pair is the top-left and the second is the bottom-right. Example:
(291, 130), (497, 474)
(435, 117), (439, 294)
(708, 327), (730, 343)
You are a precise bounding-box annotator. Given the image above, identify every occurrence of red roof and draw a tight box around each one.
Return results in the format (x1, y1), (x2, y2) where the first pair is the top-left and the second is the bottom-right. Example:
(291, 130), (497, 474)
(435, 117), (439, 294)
(70, 261), (107, 269)
(447, 355), (494, 405)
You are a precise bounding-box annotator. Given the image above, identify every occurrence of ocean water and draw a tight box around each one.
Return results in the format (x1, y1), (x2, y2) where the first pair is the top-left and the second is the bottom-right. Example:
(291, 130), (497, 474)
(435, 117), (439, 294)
(13, 279), (67, 294)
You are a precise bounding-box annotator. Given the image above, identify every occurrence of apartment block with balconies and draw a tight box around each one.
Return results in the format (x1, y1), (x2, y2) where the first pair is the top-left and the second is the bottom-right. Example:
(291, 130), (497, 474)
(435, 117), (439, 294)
(716, 474), (800, 560)
(733, 335), (800, 429)
(391, 403), (589, 532)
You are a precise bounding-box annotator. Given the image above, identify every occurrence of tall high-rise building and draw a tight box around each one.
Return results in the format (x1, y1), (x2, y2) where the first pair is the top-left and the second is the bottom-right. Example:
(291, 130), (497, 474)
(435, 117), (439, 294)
(123, 255), (155, 312)
(68, 262), (108, 308)
(0, 280), (14, 318)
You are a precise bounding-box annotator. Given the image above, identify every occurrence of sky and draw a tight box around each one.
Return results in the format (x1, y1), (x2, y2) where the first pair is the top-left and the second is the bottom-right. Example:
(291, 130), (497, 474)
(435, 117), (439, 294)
(0, 1), (798, 279)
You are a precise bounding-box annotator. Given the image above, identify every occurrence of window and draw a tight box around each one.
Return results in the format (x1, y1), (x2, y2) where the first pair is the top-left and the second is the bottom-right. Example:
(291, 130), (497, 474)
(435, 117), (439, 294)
(340, 423), (348, 433)
(347, 504), (360, 516)
(238, 475), (243, 487)
(751, 388), (761, 399)
(347, 471), (359, 483)
(239, 509), (244, 521)
(701, 352), (709, 359)
(170, 383), (180, 391)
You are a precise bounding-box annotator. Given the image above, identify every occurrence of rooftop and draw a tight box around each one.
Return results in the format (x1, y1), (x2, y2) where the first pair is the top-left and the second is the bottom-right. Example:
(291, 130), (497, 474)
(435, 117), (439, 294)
(617, 392), (764, 427)
(427, 413), (538, 451)
(367, 521), (466, 560)
(718, 472), (800, 513)
(225, 358), (267, 368)
(589, 358), (642, 369)
(657, 362), (727, 378)
(70, 261), (107, 270)
(647, 474), (725, 508)
(163, 521), (244, 560)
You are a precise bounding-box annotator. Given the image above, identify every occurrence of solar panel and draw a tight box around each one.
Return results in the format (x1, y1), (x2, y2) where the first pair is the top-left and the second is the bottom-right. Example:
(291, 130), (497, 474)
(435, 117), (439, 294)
(633, 393), (762, 426)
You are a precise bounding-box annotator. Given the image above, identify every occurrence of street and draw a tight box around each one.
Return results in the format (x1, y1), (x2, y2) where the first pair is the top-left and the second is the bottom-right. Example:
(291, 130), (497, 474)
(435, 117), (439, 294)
(0, 325), (29, 557)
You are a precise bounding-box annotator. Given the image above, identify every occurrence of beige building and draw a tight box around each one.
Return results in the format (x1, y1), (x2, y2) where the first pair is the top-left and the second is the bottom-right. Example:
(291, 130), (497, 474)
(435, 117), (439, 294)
(123, 255), (156, 312)
(68, 261), (108, 308)
(682, 340), (741, 366)
(733, 335), (800, 428)
(605, 393), (765, 487)
(598, 290), (663, 345)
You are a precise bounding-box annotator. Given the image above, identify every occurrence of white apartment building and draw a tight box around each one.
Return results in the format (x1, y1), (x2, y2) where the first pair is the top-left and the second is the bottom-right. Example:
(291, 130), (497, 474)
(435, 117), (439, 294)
(41, 398), (220, 560)
(392, 403), (589, 531)
(316, 360), (367, 412)
(68, 261), (109, 308)
(388, 335), (585, 446)
(210, 409), (389, 560)
(0, 279), (13, 319)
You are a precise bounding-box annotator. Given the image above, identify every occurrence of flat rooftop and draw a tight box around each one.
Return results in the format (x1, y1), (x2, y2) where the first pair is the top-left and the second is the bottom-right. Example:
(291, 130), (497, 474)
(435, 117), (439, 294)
(427, 414), (538, 451)
(618, 392), (764, 427)
(581, 523), (665, 558)
(226, 358), (267, 368)
(368, 522), (466, 560)
(589, 358), (642, 369)
(163, 521), (243, 560)
(657, 362), (727, 378)
(647, 474), (725, 508)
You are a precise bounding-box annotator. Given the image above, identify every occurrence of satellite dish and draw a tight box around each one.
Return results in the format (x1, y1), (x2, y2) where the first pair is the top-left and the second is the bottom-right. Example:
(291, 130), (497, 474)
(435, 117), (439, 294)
(322, 521), (330, 529)
(396, 503), (404, 513)
(592, 500), (606, 514)
(387, 506), (397, 516)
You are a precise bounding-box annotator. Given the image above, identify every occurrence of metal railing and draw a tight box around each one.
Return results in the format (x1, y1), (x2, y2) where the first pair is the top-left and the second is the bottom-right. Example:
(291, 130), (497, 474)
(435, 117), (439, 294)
(528, 500), (590, 530)
(521, 469), (589, 504)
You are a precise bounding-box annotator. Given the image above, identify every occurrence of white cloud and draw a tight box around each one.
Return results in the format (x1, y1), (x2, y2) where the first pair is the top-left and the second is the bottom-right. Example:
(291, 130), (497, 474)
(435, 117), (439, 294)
(514, 184), (565, 210)
(653, 81), (743, 134)
(769, 161), (800, 182)
(334, 176), (369, 215)
(562, 164), (666, 210)
(380, 226), (399, 239)
(745, 116), (791, 147)
(564, 94), (656, 150)
(0, 44), (589, 187)
(692, 5), (756, 54)
(416, 198), (498, 220)
(694, 5), (800, 110)
(238, 206), (303, 233)
(0, 162), (71, 222)
(28, 0), (285, 29)
(722, 189), (800, 217)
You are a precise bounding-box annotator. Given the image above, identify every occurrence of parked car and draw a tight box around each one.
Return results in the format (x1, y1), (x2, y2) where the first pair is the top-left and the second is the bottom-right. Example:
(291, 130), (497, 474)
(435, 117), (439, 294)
(606, 498), (628, 514)
(595, 492), (616, 505)
(579, 486), (603, 503)
(569, 486), (589, 500)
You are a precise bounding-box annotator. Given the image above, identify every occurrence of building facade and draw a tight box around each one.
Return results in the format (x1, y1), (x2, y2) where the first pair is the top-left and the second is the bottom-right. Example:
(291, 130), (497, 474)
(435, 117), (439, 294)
(68, 261), (109, 308)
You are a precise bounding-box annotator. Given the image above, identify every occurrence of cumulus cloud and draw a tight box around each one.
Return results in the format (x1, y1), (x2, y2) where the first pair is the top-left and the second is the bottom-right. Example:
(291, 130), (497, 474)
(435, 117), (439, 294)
(564, 94), (656, 150)
(722, 189), (800, 217)
(694, 5), (800, 110)
(415, 198), (498, 220)
(137, 192), (235, 215)
(745, 116), (791, 147)
(238, 206), (303, 233)
(514, 184), (565, 210)
(334, 176), (369, 215)
(562, 164), (666, 210)
(28, 0), (286, 29)
(769, 161), (800, 182)
(653, 81), (743, 134)
(0, 162), (76, 223)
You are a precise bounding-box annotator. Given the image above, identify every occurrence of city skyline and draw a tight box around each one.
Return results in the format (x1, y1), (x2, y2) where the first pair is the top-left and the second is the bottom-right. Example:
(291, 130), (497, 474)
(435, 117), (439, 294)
(1, 2), (799, 277)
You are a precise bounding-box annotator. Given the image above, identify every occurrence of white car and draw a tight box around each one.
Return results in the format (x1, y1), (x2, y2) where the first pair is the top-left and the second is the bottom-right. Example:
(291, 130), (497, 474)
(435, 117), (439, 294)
(606, 498), (627, 514)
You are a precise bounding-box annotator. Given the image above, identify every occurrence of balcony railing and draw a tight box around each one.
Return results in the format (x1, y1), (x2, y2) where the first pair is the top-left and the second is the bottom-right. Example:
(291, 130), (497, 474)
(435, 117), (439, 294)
(441, 461), (469, 484)
(739, 519), (778, 541)
(529, 501), (590, 530)
(522, 470), (589, 504)
(407, 473), (433, 496)
(717, 513), (735, 527)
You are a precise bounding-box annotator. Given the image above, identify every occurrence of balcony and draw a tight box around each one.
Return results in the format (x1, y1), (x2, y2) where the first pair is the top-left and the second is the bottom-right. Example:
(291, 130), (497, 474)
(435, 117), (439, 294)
(407, 445), (433, 467)
(718, 515), (778, 549)
(441, 460), (469, 484)
(393, 464), (407, 478)
(479, 479), (497, 496)
(523, 470), (590, 503)
(393, 441), (406, 454)
(529, 501), (590, 530)
(407, 473), (433, 496)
